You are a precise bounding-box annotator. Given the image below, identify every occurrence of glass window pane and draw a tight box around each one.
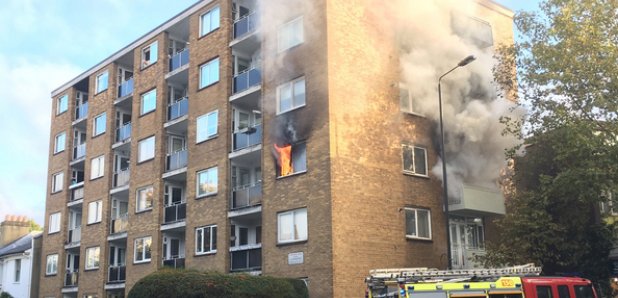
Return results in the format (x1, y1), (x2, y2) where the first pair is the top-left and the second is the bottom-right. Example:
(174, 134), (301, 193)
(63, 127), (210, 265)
(144, 238), (151, 259)
(197, 115), (207, 142)
(196, 229), (203, 252)
(292, 143), (307, 173)
(295, 209), (308, 240)
(558, 285), (570, 298)
(138, 137), (155, 162)
(405, 209), (416, 236)
(293, 79), (305, 107)
(537, 286), (553, 298)
(210, 7), (220, 31)
(414, 147), (427, 175)
(210, 58), (219, 84)
(207, 111), (218, 137)
(279, 212), (293, 241)
(279, 84), (292, 112)
(402, 146), (413, 172)
(204, 227), (211, 252)
(150, 42), (158, 63)
(200, 65), (209, 88)
(141, 89), (157, 114)
(212, 226), (217, 250)
(417, 210), (430, 238)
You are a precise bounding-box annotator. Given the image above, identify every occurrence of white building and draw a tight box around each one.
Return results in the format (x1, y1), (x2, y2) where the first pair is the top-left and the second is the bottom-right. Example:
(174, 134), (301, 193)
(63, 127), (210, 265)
(0, 216), (41, 298)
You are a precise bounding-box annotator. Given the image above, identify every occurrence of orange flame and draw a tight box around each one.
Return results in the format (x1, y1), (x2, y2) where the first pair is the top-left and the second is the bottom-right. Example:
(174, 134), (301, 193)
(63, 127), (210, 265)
(274, 144), (293, 176)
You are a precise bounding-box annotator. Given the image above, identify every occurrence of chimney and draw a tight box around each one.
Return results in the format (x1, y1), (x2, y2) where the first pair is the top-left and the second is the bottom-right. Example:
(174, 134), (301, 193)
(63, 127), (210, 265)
(0, 215), (31, 247)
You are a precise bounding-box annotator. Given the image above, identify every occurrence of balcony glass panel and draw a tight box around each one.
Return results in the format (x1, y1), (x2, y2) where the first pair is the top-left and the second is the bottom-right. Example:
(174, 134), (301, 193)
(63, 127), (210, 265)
(116, 122), (131, 143)
(113, 168), (130, 188)
(167, 97), (188, 122)
(166, 149), (188, 172)
(169, 48), (189, 72)
(64, 271), (78, 287)
(230, 247), (261, 271)
(71, 187), (84, 202)
(68, 226), (81, 244)
(118, 78), (134, 98)
(163, 257), (185, 269)
(75, 102), (88, 120)
(110, 214), (128, 234)
(233, 68), (261, 94)
(233, 124), (262, 151)
(73, 143), (86, 160)
(233, 12), (258, 39)
(164, 202), (186, 223)
(231, 183), (262, 210)
(108, 265), (126, 283)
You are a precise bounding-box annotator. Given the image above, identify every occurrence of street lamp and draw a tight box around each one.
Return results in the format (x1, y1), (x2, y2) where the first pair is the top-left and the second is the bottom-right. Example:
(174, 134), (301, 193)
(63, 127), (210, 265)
(438, 55), (476, 270)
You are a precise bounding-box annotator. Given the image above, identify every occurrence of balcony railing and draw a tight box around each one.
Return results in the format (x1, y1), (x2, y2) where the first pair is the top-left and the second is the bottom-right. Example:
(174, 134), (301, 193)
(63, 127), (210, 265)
(233, 68), (261, 94)
(166, 149), (188, 172)
(233, 124), (262, 151)
(231, 183), (262, 210)
(116, 122), (131, 143)
(75, 103), (88, 121)
(169, 48), (189, 72)
(163, 257), (185, 269)
(167, 97), (188, 122)
(71, 187), (84, 202)
(110, 214), (128, 234)
(231, 247), (261, 271)
(113, 168), (130, 188)
(233, 12), (258, 39)
(164, 202), (186, 224)
(108, 265), (126, 283)
(73, 143), (86, 160)
(118, 78), (134, 98)
(68, 226), (81, 244)
(64, 271), (78, 287)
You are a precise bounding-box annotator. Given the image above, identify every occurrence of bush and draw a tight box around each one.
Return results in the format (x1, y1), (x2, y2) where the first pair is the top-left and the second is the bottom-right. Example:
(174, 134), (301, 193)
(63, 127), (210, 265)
(0, 292), (15, 298)
(128, 269), (309, 298)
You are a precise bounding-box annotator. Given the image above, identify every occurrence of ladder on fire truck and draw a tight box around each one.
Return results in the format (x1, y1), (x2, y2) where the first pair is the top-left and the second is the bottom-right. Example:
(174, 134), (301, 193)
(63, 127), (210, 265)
(367, 264), (541, 282)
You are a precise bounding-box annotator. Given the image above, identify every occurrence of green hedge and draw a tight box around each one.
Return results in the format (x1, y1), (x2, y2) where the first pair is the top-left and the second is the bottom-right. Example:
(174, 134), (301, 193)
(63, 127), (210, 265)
(128, 269), (309, 298)
(0, 292), (15, 298)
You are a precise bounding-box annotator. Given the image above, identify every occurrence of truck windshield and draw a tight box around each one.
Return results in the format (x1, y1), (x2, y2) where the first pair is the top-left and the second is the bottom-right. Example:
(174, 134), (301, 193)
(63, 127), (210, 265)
(574, 285), (595, 298)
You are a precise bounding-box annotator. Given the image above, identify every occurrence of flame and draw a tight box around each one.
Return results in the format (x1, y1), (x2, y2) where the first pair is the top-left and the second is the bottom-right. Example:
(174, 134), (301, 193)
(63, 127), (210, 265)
(274, 144), (293, 176)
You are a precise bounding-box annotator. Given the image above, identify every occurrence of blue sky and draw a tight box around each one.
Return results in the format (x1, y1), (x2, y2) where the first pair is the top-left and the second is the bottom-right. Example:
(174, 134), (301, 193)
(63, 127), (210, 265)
(0, 0), (540, 225)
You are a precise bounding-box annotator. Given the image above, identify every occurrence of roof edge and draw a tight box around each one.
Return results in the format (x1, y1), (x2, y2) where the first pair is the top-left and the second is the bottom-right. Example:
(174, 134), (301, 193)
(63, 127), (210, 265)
(476, 0), (515, 18)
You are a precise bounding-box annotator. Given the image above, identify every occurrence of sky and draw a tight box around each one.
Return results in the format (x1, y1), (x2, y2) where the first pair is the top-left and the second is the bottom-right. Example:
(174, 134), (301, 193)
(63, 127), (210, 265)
(0, 0), (541, 226)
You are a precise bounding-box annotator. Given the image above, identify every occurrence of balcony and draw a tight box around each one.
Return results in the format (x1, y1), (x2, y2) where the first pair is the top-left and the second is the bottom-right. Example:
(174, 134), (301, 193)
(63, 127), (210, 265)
(64, 271), (78, 287)
(166, 149), (187, 172)
(73, 143), (86, 161)
(74, 103), (88, 121)
(115, 122), (131, 143)
(233, 124), (262, 151)
(108, 266), (126, 283)
(164, 202), (186, 224)
(231, 183), (262, 210)
(70, 187), (84, 202)
(113, 168), (130, 189)
(169, 48), (189, 72)
(110, 214), (128, 234)
(233, 68), (261, 94)
(167, 97), (188, 122)
(230, 246), (261, 272)
(449, 184), (505, 216)
(67, 227), (81, 245)
(163, 257), (185, 269)
(233, 12), (258, 40)
(118, 78), (134, 98)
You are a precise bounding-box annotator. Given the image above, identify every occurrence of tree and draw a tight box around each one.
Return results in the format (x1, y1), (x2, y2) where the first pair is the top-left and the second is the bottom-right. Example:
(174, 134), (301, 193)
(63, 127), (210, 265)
(28, 219), (42, 232)
(486, 0), (618, 290)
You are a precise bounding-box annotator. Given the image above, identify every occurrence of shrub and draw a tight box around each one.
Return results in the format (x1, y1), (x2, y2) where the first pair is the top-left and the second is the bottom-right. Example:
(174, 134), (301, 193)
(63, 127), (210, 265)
(0, 292), (15, 298)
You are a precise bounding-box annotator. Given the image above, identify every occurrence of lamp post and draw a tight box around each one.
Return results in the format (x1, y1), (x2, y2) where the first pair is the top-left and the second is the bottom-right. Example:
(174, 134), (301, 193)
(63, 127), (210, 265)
(438, 55), (476, 270)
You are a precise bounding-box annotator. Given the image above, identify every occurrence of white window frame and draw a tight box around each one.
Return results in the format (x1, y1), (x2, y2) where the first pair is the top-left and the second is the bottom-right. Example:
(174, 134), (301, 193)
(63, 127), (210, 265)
(14, 259), (20, 282)
(95, 71), (109, 94)
(405, 207), (432, 240)
(90, 155), (105, 180)
(93, 112), (106, 136)
(48, 212), (61, 234)
(199, 58), (220, 89)
(199, 5), (220, 37)
(134, 236), (152, 263)
(136, 186), (154, 212)
(52, 172), (64, 193)
(277, 208), (308, 244)
(195, 225), (217, 255)
(278, 16), (304, 52)
(85, 246), (100, 270)
(141, 41), (158, 68)
(54, 132), (66, 154)
(140, 88), (157, 115)
(402, 144), (428, 177)
(196, 110), (218, 143)
(276, 77), (306, 115)
(87, 200), (103, 224)
(399, 84), (424, 116)
(137, 136), (155, 162)
(196, 167), (218, 198)
(46, 254), (58, 275)
(57, 94), (68, 115)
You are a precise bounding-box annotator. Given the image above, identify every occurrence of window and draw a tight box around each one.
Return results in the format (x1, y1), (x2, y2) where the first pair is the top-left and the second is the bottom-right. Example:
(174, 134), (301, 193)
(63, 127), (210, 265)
(141, 41), (158, 68)
(275, 142), (307, 177)
(277, 208), (307, 244)
(134, 236), (152, 263)
(402, 144), (428, 176)
(136, 186), (154, 212)
(278, 16), (304, 52)
(199, 58), (220, 88)
(200, 6), (220, 36)
(85, 247), (100, 270)
(54, 132), (66, 154)
(90, 155), (105, 179)
(195, 225), (217, 255)
(93, 112), (106, 136)
(57, 94), (68, 115)
(400, 85), (422, 115)
(87, 200), (103, 224)
(95, 71), (109, 93)
(574, 286), (595, 298)
(276, 77), (305, 114)
(140, 89), (157, 115)
(558, 285), (571, 298)
(537, 286), (553, 298)
(52, 172), (64, 193)
(405, 207), (432, 240)
(14, 259), (20, 282)
(48, 212), (61, 234)
(46, 254), (58, 275)
(138, 136), (155, 162)
(196, 110), (218, 142)
(196, 167), (218, 197)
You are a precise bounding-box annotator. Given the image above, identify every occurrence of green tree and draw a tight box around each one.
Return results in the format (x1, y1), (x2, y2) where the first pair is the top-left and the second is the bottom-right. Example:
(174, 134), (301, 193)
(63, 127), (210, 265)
(28, 219), (42, 232)
(487, 0), (618, 290)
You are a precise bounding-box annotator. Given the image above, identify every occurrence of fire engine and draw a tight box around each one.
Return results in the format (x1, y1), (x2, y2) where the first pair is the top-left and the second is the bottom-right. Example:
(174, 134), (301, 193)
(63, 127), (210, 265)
(365, 264), (598, 298)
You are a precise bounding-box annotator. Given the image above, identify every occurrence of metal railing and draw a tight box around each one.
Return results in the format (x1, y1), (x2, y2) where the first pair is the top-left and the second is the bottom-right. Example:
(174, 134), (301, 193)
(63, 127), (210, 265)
(166, 149), (188, 172)
(73, 143), (86, 160)
(231, 183), (262, 210)
(64, 271), (78, 287)
(232, 124), (262, 151)
(108, 265), (126, 283)
(231, 247), (261, 271)
(113, 168), (130, 188)
(118, 78), (134, 98)
(164, 202), (186, 223)
(163, 257), (185, 269)
(233, 68), (261, 94)
(68, 226), (81, 244)
(75, 102), (88, 121)
(167, 97), (188, 122)
(71, 187), (84, 202)
(110, 214), (128, 234)
(169, 48), (189, 72)
(233, 12), (258, 39)
(116, 122), (131, 143)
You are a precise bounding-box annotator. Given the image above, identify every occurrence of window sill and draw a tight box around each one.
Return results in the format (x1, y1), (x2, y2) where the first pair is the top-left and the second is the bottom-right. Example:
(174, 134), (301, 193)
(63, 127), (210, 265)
(276, 103), (306, 116)
(45, 273), (57, 277)
(94, 88), (108, 96)
(137, 157), (155, 165)
(84, 267), (99, 272)
(136, 208), (153, 214)
(139, 109), (156, 118)
(195, 250), (217, 257)
(140, 61), (157, 71)
(196, 192), (217, 200)
(403, 171), (429, 179)
(405, 235), (432, 242)
(196, 135), (218, 145)
(276, 170), (307, 180)
(92, 132), (105, 139)
(278, 42), (304, 54)
(402, 110), (426, 118)
(56, 110), (67, 117)
(197, 80), (219, 93)
(198, 27), (220, 41)
(86, 221), (101, 226)
(90, 176), (105, 182)
(48, 231), (60, 235)
(53, 149), (65, 155)
(51, 190), (63, 195)
(133, 260), (151, 265)
(277, 239), (307, 247)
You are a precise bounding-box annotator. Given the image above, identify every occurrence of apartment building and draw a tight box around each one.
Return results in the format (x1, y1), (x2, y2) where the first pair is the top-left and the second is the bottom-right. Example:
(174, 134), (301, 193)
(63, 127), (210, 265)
(41, 0), (514, 297)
